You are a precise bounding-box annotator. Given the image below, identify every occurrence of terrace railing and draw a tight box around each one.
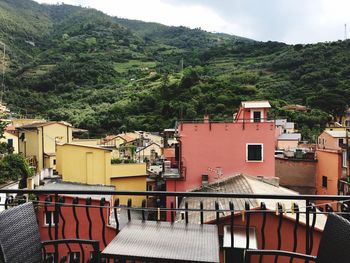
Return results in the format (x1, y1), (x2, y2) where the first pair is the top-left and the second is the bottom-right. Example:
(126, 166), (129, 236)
(0, 189), (350, 263)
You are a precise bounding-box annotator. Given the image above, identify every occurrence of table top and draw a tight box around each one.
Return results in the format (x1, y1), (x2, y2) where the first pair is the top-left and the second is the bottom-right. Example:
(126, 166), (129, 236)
(223, 225), (258, 249)
(102, 220), (220, 263)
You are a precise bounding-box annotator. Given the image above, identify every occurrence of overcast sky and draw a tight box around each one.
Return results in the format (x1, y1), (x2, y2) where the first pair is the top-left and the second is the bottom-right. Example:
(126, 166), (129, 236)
(34, 0), (350, 44)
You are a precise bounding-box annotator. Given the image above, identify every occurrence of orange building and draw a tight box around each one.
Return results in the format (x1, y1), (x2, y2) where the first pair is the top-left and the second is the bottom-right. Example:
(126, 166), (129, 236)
(316, 130), (347, 200)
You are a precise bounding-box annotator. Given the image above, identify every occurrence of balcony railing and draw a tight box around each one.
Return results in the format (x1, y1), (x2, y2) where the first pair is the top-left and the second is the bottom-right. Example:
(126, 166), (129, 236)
(0, 189), (350, 263)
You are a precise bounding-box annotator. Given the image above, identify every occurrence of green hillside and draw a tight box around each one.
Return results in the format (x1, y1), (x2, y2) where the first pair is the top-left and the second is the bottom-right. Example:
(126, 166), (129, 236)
(1, 0), (349, 140)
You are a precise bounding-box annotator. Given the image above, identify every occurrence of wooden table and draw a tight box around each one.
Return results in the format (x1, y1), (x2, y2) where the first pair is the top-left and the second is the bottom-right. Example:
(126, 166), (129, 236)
(102, 220), (220, 262)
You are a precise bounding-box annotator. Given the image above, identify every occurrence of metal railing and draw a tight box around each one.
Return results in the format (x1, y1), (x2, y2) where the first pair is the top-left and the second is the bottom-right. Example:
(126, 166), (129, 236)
(1, 189), (350, 263)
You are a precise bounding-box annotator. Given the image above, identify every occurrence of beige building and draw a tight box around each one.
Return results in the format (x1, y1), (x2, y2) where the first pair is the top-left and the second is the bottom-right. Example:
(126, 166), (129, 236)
(136, 142), (162, 163)
(17, 121), (73, 171)
(277, 133), (301, 150)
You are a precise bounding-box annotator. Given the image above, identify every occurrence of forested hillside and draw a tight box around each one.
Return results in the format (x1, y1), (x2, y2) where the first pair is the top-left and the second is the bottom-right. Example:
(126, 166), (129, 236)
(1, 0), (350, 140)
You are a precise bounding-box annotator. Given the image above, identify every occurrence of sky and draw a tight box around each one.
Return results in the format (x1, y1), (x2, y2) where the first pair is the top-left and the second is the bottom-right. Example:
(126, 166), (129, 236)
(33, 0), (350, 44)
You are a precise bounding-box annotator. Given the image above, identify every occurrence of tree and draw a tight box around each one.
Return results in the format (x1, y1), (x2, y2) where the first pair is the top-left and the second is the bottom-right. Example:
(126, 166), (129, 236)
(0, 154), (34, 187)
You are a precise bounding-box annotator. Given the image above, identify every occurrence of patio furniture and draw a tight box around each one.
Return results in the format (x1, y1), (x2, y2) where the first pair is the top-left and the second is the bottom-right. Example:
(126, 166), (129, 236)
(245, 213), (350, 263)
(102, 220), (220, 262)
(0, 202), (100, 263)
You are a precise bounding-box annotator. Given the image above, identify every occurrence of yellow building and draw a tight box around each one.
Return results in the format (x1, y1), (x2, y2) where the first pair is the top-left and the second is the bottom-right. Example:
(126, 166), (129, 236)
(17, 121), (73, 171)
(0, 131), (19, 153)
(56, 143), (147, 206)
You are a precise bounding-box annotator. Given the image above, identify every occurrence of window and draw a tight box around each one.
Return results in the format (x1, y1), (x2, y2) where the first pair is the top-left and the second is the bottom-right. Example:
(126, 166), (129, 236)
(246, 144), (263, 162)
(7, 139), (13, 147)
(44, 211), (55, 226)
(253, 111), (261, 122)
(53, 159), (56, 165)
(322, 176), (328, 188)
(339, 139), (344, 147)
(68, 252), (80, 263)
(343, 151), (348, 168)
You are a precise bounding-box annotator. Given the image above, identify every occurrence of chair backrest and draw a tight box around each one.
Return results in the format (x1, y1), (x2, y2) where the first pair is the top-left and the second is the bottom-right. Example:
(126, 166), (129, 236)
(0, 202), (42, 263)
(316, 213), (350, 263)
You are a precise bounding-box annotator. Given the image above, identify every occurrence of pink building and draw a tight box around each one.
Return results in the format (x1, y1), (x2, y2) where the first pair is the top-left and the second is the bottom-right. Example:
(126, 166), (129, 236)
(166, 101), (276, 194)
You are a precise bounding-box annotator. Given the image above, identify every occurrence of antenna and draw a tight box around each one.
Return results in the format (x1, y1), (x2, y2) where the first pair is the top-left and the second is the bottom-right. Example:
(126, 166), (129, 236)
(345, 24), (348, 40)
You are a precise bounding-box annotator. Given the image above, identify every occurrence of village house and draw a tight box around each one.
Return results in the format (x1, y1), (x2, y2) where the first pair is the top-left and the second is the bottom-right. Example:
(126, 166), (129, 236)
(316, 130), (348, 198)
(177, 174), (326, 263)
(165, 101), (276, 195)
(135, 142), (162, 163)
(16, 121), (73, 172)
(56, 143), (148, 206)
(277, 133), (301, 150)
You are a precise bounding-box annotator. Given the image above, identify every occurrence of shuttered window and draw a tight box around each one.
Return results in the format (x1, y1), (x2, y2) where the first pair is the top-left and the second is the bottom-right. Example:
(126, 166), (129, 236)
(247, 144), (263, 161)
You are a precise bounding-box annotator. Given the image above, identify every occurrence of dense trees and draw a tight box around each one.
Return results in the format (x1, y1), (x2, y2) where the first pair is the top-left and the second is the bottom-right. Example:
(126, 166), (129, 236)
(2, 1), (350, 141)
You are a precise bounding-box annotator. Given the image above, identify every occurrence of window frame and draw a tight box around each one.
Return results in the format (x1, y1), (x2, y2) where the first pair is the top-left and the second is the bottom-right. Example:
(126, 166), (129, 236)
(250, 110), (263, 123)
(246, 143), (264, 162)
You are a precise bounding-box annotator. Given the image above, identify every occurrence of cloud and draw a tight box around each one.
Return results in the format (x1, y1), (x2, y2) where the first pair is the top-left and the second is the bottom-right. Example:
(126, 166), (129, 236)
(33, 0), (350, 44)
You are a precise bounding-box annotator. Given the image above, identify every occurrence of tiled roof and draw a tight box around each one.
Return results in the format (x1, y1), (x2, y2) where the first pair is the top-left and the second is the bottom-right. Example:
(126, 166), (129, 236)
(177, 174), (326, 230)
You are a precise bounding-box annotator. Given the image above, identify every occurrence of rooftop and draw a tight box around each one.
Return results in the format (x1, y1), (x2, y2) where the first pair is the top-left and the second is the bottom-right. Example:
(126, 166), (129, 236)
(17, 121), (72, 129)
(241, 101), (271, 109)
(36, 181), (115, 200)
(325, 130), (347, 138)
(278, 133), (301, 141)
(177, 174), (326, 230)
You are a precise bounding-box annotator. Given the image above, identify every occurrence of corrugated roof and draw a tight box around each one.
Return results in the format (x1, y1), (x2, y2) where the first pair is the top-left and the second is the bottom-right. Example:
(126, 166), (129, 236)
(37, 181), (115, 200)
(177, 174), (326, 230)
(325, 131), (347, 138)
(241, 101), (271, 109)
(278, 133), (301, 141)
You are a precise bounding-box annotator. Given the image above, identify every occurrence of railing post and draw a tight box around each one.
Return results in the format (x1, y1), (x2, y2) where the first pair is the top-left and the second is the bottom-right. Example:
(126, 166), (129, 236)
(170, 201), (175, 223)
(229, 201), (234, 248)
(200, 201), (204, 225)
(245, 202), (250, 250)
(156, 198), (161, 221)
(142, 199), (146, 222)
(305, 199), (310, 262)
(54, 193), (59, 263)
(127, 198), (132, 222)
(114, 198), (120, 233)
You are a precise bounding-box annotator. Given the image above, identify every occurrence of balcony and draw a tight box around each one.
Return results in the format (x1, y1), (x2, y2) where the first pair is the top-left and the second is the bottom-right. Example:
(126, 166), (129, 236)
(0, 189), (349, 263)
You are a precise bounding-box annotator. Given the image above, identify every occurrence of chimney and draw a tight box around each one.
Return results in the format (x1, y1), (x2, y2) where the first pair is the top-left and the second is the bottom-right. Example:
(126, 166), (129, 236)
(204, 114), (209, 123)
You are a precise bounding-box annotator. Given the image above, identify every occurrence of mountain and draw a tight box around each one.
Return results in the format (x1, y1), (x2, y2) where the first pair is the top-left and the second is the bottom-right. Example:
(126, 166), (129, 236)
(1, 0), (350, 140)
